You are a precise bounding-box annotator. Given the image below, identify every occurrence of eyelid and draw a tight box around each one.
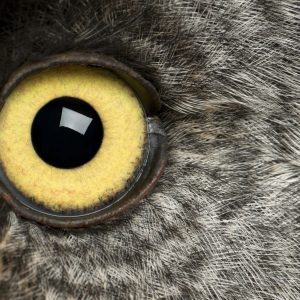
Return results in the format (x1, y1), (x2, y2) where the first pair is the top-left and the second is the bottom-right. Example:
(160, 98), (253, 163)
(0, 52), (161, 116)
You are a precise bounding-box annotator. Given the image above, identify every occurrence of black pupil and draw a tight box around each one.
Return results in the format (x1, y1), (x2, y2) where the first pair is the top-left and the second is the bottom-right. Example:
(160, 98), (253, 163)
(31, 97), (103, 169)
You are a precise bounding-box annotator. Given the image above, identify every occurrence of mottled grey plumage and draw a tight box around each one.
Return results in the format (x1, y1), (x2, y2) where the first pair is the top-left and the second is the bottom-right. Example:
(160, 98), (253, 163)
(0, 0), (299, 299)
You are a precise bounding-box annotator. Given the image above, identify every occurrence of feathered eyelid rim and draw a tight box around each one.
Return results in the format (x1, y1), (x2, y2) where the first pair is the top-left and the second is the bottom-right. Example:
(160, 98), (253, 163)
(0, 51), (161, 115)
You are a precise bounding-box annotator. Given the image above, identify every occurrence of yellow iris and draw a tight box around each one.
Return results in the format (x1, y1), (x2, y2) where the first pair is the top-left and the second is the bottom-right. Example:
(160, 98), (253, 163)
(0, 65), (146, 211)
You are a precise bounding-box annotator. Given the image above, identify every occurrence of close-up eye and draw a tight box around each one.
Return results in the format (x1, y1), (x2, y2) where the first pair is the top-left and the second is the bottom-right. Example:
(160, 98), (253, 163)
(0, 53), (166, 228)
(1, 1), (299, 300)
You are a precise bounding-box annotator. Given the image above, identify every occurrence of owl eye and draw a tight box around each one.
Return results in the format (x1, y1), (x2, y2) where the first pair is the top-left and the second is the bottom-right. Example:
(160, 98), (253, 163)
(0, 53), (166, 228)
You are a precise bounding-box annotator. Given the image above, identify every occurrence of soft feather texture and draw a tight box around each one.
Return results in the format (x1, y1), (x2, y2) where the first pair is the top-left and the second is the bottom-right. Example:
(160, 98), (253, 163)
(0, 0), (299, 299)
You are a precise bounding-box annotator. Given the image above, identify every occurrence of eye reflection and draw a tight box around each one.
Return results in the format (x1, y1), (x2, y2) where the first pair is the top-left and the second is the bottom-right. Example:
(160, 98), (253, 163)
(31, 97), (103, 169)
(60, 107), (93, 135)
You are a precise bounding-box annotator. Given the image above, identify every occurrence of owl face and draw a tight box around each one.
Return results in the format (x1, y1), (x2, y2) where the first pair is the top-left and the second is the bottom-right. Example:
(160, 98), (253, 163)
(0, 1), (299, 299)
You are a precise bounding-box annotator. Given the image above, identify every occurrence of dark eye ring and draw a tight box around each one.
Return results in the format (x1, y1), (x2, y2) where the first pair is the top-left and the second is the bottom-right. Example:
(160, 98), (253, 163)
(0, 52), (167, 228)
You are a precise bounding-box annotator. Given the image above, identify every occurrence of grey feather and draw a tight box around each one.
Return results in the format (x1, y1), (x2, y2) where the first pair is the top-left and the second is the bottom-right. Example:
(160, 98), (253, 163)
(0, 0), (299, 299)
